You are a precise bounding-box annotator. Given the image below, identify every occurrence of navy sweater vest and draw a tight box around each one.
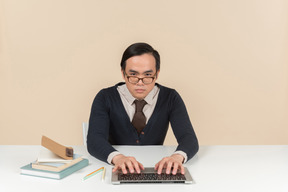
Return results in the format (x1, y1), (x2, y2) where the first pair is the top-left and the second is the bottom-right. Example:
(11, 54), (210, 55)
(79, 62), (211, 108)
(87, 83), (199, 163)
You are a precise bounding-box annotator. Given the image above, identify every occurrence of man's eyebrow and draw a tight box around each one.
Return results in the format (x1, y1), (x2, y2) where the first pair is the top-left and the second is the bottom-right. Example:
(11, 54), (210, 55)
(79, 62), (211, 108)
(144, 70), (154, 73)
(128, 69), (139, 74)
(127, 70), (154, 74)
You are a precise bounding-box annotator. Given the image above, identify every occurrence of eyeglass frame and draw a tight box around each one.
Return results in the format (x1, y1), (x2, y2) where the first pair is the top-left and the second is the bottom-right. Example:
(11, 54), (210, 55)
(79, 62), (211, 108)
(123, 71), (157, 85)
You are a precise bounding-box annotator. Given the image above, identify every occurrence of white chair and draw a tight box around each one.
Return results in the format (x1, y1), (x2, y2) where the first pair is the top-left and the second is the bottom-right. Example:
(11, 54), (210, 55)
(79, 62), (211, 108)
(82, 122), (89, 146)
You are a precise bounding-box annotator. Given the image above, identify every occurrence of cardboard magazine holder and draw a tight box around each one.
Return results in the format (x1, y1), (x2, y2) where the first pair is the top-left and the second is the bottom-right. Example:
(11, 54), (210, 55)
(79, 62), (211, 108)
(41, 136), (73, 160)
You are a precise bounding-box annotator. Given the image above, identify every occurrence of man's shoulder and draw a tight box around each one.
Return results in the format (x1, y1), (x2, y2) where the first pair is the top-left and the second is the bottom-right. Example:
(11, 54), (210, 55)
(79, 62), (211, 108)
(94, 83), (123, 100)
(157, 83), (177, 95)
(99, 82), (125, 92)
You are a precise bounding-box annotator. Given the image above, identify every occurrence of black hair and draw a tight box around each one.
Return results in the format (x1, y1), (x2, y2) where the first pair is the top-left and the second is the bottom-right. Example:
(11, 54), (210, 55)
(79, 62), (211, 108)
(120, 42), (160, 72)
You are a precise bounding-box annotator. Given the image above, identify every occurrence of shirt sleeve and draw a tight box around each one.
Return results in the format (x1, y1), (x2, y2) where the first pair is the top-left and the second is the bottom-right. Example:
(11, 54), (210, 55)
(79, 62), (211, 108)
(107, 151), (122, 164)
(173, 151), (188, 163)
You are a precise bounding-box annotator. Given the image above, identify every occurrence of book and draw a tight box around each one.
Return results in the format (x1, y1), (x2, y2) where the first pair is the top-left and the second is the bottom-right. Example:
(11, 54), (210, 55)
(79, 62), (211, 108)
(20, 158), (89, 180)
(32, 154), (83, 172)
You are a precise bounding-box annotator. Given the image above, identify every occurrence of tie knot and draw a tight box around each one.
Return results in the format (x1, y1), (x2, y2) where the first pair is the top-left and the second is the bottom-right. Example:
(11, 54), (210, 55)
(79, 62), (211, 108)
(134, 100), (147, 112)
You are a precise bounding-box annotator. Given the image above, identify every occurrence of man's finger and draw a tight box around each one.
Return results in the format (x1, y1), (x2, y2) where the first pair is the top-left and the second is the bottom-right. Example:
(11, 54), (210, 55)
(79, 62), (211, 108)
(131, 160), (142, 173)
(112, 165), (119, 173)
(172, 162), (179, 175)
(139, 162), (145, 171)
(125, 160), (135, 173)
(156, 158), (167, 174)
(154, 162), (159, 171)
(180, 165), (185, 174)
(166, 161), (173, 174)
(120, 164), (128, 174)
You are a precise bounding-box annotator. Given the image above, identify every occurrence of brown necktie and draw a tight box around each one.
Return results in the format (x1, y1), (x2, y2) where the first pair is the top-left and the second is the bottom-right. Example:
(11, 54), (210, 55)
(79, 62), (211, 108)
(132, 100), (147, 135)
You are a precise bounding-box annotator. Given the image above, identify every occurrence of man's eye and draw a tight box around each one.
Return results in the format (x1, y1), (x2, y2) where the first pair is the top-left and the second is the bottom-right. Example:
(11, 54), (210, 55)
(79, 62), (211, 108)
(129, 73), (136, 76)
(145, 74), (152, 76)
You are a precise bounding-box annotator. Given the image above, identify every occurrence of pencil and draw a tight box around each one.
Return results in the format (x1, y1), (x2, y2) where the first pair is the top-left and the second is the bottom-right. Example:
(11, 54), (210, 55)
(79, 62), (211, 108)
(102, 167), (106, 182)
(83, 169), (103, 181)
(83, 167), (104, 181)
(84, 167), (104, 177)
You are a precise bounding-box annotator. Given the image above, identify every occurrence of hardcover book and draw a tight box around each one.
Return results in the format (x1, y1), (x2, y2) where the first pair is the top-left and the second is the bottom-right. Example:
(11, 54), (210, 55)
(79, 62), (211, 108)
(20, 158), (89, 180)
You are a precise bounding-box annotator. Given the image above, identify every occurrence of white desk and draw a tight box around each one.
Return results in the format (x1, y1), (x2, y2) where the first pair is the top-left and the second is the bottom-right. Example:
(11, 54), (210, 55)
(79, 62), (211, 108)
(1, 145), (288, 192)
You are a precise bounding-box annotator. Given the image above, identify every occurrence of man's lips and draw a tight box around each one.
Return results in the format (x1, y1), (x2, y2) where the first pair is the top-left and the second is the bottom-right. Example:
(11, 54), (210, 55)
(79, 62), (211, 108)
(135, 89), (145, 93)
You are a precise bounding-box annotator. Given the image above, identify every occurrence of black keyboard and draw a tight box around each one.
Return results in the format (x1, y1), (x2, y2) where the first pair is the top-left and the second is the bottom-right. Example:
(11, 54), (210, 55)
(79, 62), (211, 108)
(118, 173), (186, 183)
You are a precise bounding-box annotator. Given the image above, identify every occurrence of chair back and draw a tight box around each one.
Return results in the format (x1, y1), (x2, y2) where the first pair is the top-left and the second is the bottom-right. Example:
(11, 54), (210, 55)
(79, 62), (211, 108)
(82, 122), (89, 146)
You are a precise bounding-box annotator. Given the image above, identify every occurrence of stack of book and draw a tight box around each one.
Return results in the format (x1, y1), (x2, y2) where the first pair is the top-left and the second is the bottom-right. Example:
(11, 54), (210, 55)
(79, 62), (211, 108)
(20, 136), (89, 180)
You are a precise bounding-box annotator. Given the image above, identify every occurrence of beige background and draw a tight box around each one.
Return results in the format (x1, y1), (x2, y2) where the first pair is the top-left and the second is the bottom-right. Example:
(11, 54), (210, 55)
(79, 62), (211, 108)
(0, 0), (287, 145)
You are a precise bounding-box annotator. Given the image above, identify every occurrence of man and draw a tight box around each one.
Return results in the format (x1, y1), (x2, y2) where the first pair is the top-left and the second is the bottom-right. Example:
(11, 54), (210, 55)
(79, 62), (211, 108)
(87, 42), (198, 175)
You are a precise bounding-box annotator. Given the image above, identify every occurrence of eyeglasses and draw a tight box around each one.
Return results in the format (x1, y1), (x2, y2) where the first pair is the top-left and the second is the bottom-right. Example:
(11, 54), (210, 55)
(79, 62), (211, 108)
(124, 72), (156, 85)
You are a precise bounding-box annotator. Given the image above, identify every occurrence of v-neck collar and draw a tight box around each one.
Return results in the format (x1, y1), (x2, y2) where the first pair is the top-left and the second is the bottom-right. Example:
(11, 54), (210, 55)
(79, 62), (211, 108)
(114, 82), (163, 136)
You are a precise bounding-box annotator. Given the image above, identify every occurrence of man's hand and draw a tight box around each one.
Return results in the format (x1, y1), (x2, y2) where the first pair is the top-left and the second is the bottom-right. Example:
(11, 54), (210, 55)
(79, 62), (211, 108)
(155, 154), (185, 175)
(112, 154), (144, 174)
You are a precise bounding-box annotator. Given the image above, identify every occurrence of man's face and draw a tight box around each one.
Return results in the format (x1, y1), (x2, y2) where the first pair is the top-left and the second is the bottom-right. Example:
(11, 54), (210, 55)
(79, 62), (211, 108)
(122, 53), (159, 100)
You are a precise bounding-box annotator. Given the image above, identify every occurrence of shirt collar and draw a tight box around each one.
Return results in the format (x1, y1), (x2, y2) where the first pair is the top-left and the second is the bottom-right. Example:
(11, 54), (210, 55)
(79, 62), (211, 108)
(117, 84), (159, 105)
(144, 85), (159, 105)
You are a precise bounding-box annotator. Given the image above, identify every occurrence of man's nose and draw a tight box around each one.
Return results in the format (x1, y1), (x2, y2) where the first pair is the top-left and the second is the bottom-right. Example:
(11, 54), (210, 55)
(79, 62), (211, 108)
(136, 78), (144, 85)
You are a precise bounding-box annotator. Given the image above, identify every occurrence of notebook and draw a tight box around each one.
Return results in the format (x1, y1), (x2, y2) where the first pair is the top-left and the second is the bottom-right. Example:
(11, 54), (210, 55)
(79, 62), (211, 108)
(20, 158), (89, 180)
(111, 167), (194, 184)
